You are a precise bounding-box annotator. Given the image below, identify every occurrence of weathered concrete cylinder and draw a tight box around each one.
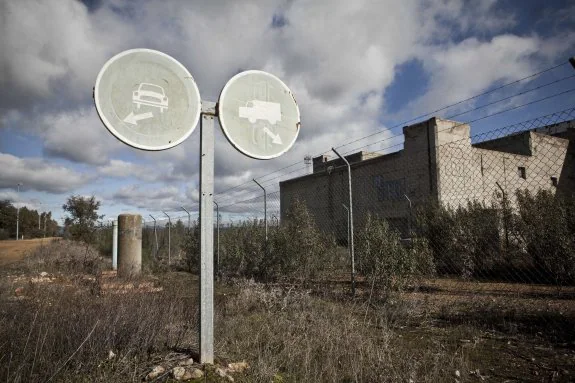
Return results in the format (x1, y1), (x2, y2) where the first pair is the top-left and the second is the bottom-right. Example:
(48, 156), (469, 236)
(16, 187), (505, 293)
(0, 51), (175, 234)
(117, 214), (142, 277)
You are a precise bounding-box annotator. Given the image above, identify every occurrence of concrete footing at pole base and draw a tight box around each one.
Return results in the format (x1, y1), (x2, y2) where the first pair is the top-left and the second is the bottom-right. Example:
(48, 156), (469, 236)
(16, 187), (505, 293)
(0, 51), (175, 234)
(117, 214), (142, 277)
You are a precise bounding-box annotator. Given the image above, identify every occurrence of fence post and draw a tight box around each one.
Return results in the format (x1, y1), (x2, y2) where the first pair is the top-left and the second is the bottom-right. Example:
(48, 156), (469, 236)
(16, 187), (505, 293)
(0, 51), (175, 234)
(332, 148), (355, 296)
(16, 183), (22, 240)
(253, 178), (267, 243)
(163, 211), (171, 266)
(149, 214), (158, 257)
(112, 219), (118, 270)
(182, 206), (191, 232)
(404, 194), (412, 238)
(342, 203), (350, 250)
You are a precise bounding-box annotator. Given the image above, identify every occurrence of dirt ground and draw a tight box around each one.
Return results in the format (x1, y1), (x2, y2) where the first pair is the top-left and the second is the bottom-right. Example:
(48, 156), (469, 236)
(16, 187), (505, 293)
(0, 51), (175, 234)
(0, 238), (57, 266)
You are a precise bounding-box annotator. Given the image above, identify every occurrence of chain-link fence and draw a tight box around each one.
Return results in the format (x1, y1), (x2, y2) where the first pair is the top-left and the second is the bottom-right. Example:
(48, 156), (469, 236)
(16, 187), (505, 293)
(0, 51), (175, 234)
(206, 107), (575, 342)
(93, 107), (574, 345)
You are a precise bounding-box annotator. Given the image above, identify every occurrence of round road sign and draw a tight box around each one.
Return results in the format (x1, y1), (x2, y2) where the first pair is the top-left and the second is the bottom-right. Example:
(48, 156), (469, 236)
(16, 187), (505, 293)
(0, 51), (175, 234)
(218, 70), (300, 160)
(94, 49), (201, 151)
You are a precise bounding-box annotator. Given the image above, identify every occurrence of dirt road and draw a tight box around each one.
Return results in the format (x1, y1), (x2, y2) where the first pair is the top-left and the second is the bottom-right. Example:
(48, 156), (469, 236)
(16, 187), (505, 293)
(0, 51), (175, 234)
(0, 238), (58, 266)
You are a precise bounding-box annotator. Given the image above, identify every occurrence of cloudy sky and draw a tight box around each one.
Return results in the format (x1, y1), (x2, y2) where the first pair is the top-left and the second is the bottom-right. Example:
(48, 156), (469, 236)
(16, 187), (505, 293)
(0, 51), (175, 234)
(1, 0), (574, 225)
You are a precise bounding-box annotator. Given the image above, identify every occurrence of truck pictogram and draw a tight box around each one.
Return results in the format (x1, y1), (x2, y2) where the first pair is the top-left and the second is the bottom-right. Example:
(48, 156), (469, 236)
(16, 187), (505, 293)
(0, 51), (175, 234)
(238, 100), (282, 125)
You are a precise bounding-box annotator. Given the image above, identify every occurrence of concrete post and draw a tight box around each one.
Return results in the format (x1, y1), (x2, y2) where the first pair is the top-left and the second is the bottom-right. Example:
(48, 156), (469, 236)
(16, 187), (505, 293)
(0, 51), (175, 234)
(117, 214), (142, 277)
(112, 220), (118, 270)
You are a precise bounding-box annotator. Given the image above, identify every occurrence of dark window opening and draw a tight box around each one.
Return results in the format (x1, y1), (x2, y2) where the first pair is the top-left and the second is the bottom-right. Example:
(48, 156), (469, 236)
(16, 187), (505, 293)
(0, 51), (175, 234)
(518, 166), (526, 179)
(374, 176), (405, 201)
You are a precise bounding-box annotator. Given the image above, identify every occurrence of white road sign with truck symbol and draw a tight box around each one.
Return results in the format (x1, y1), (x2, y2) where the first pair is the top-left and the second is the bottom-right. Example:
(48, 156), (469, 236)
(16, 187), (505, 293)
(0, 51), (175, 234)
(218, 70), (300, 160)
(94, 49), (201, 151)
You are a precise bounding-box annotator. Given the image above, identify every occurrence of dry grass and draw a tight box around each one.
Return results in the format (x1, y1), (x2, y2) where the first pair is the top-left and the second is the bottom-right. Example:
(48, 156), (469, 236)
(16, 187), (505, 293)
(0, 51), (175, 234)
(1, 240), (574, 382)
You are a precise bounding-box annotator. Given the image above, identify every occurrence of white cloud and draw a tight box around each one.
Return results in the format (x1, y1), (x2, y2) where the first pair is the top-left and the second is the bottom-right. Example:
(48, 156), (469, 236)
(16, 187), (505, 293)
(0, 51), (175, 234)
(40, 108), (123, 165)
(2, 0), (574, 214)
(0, 0), (134, 111)
(112, 184), (187, 211)
(98, 159), (186, 183)
(0, 153), (92, 193)
(399, 33), (573, 119)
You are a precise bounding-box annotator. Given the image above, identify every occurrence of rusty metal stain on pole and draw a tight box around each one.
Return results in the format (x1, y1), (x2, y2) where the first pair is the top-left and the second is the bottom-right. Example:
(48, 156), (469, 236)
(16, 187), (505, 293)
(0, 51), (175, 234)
(200, 101), (216, 364)
(332, 148), (355, 296)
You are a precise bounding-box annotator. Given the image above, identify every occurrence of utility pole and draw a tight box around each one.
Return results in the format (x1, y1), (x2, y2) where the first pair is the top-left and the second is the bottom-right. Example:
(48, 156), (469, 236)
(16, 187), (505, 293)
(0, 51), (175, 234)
(332, 148), (355, 296)
(163, 211), (172, 265)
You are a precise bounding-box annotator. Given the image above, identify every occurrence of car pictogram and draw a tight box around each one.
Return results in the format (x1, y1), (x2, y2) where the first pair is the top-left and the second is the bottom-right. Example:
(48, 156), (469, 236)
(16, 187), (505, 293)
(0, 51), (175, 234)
(133, 83), (169, 113)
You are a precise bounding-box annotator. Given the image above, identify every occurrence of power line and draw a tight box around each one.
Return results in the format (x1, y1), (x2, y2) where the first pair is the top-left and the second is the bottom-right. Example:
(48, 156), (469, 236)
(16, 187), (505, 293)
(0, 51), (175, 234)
(214, 60), (570, 200)
(333, 61), (570, 151)
(218, 88), (575, 207)
(338, 86), (575, 156)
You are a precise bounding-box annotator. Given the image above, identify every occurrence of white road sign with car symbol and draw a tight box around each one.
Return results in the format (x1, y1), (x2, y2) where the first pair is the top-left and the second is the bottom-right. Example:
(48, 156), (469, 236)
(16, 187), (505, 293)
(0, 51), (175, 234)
(94, 49), (201, 151)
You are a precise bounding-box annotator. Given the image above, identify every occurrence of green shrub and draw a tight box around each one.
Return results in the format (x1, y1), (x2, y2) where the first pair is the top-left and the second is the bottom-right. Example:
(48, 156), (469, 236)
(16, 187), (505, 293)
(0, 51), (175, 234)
(182, 222), (201, 273)
(417, 201), (501, 278)
(268, 199), (335, 282)
(219, 219), (266, 279)
(514, 190), (575, 285)
(215, 200), (334, 282)
(416, 202), (460, 275)
(357, 213), (434, 295)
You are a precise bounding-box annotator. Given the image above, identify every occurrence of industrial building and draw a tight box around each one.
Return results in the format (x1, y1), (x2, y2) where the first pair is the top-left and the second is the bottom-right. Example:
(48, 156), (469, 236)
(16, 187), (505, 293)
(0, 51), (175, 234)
(279, 117), (575, 240)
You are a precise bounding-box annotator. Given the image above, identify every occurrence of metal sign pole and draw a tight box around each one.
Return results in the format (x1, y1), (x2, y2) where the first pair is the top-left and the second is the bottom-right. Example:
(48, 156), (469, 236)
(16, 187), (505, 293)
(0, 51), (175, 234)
(199, 101), (216, 364)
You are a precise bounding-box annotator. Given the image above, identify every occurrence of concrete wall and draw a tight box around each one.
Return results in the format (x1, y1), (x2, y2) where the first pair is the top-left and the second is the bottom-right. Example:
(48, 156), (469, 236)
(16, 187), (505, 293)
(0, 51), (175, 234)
(438, 131), (569, 209)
